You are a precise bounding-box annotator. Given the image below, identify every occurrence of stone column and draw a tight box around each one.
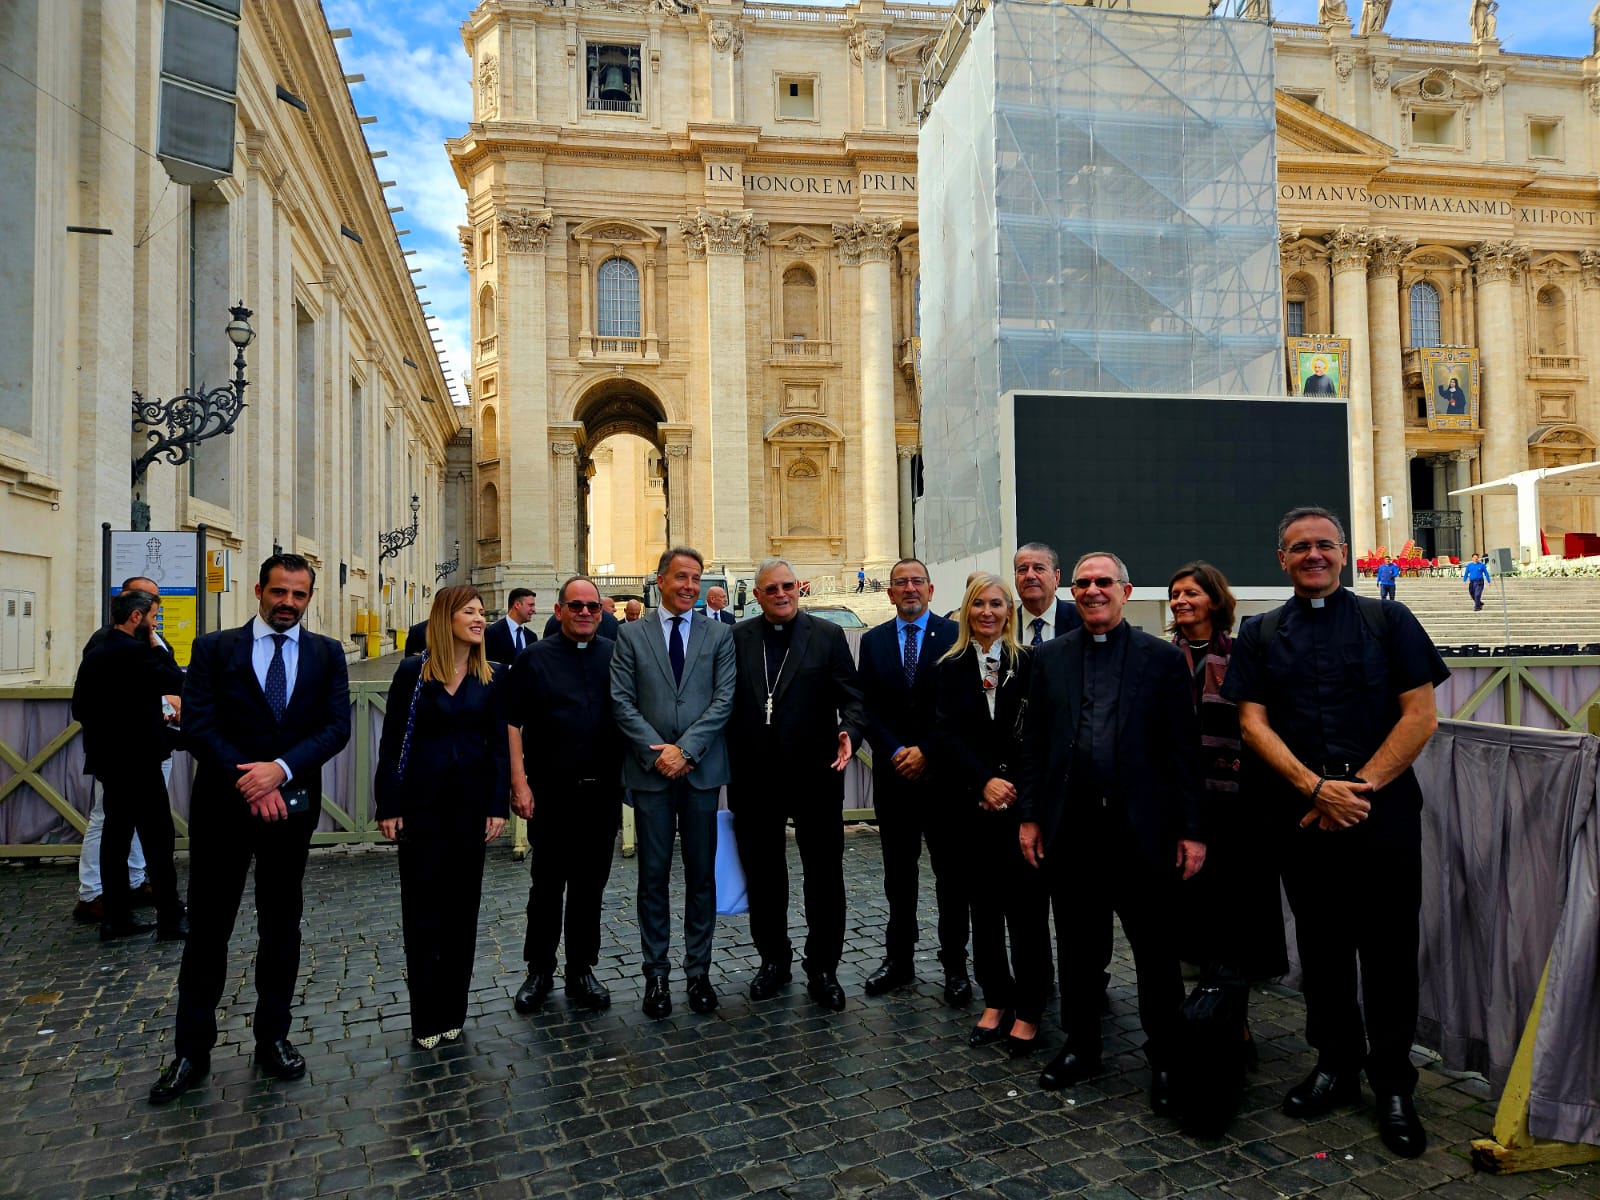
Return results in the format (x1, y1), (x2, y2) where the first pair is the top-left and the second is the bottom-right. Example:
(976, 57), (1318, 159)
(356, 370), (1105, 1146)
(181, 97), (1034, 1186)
(1368, 232), (1415, 556)
(835, 216), (903, 575)
(1329, 226), (1376, 556)
(657, 423), (694, 553)
(1577, 251), (1600, 444)
(497, 206), (556, 579)
(897, 445), (916, 559)
(681, 210), (766, 569)
(643, 248), (659, 361)
(1453, 451), (1476, 556)
(1473, 239), (1530, 554)
(549, 429), (583, 577)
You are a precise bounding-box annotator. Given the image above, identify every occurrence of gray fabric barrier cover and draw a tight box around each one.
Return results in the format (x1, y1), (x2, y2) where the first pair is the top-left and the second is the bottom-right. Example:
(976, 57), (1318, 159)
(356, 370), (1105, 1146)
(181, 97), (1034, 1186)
(1414, 720), (1600, 1147)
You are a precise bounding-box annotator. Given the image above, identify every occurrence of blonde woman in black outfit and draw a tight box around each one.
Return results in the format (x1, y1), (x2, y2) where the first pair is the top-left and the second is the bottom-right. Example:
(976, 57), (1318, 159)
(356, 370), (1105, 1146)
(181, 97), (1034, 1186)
(376, 585), (509, 1049)
(934, 573), (1049, 1054)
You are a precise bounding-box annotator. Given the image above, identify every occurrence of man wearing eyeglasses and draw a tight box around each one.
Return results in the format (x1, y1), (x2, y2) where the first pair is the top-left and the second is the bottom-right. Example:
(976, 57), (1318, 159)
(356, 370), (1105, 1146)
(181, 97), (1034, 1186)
(1013, 543), (1082, 646)
(856, 559), (969, 1003)
(610, 547), (736, 1020)
(727, 558), (867, 1011)
(506, 576), (625, 1014)
(1222, 506), (1448, 1158)
(1017, 552), (1204, 1114)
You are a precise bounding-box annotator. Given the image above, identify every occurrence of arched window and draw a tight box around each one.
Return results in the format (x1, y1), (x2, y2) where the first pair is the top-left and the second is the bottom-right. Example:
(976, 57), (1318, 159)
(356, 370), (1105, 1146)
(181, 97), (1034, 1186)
(478, 284), (496, 334)
(479, 404), (498, 461)
(1409, 281), (1442, 347)
(1536, 286), (1569, 356)
(596, 257), (640, 338)
(479, 482), (500, 540)
(782, 266), (818, 340)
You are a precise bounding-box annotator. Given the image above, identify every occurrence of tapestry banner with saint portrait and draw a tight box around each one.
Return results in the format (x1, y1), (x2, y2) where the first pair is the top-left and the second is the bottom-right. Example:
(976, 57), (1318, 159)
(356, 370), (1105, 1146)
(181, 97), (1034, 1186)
(1286, 336), (1350, 399)
(1420, 347), (1480, 431)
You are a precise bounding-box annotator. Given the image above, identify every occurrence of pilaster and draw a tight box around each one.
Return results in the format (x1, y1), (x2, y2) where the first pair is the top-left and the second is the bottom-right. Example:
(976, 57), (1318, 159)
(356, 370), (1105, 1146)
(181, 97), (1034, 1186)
(1328, 226), (1376, 556)
(1473, 239), (1530, 554)
(498, 205), (556, 577)
(1368, 232), (1415, 555)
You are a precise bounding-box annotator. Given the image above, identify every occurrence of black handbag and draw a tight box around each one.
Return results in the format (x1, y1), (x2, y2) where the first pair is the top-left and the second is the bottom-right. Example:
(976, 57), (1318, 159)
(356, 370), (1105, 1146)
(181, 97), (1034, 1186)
(1173, 963), (1250, 1138)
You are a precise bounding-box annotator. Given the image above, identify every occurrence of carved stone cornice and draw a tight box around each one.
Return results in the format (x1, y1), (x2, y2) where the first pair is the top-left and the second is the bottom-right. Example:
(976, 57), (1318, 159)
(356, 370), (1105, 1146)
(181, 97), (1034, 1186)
(849, 28), (886, 64)
(459, 224), (475, 270)
(1472, 239), (1529, 285)
(1368, 234), (1416, 279)
(1326, 225), (1373, 275)
(498, 207), (555, 254)
(1579, 249), (1600, 290)
(680, 208), (768, 260)
(709, 18), (743, 57)
(832, 216), (903, 266)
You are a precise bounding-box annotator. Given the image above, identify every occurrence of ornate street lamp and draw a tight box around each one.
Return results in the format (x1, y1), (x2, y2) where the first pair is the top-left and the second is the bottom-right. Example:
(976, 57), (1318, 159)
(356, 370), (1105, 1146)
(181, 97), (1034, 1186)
(378, 493), (421, 591)
(436, 539), (460, 583)
(130, 303), (255, 529)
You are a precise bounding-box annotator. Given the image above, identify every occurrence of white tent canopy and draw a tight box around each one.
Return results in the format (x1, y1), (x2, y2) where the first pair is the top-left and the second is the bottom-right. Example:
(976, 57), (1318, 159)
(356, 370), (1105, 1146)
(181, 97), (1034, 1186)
(1450, 462), (1600, 558)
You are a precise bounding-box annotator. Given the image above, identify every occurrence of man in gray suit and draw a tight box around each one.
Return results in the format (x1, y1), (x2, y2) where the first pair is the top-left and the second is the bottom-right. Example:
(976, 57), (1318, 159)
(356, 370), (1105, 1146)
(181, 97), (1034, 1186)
(610, 547), (737, 1019)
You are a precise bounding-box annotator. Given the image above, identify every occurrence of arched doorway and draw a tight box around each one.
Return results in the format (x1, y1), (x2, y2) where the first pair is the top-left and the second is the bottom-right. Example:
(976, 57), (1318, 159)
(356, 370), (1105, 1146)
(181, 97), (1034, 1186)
(566, 379), (685, 576)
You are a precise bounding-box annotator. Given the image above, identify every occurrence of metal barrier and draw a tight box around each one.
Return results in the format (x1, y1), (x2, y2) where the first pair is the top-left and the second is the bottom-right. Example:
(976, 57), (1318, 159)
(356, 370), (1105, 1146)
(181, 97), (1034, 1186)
(6, 655), (1599, 857)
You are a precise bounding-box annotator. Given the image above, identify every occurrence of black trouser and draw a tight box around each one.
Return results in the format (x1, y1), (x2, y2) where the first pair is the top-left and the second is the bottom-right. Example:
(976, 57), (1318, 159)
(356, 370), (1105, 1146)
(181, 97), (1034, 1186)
(1281, 824), (1421, 1097)
(633, 781), (719, 978)
(1468, 579), (1485, 610)
(734, 796), (845, 974)
(175, 801), (318, 1062)
(98, 762), (181, 928)
(969, 808), (1050, 1023)
(875, 772), (969, 969)
(523, 783), (621, 975)
(398, 809), (488, 1037)
(1049, 809), (1183, 1066)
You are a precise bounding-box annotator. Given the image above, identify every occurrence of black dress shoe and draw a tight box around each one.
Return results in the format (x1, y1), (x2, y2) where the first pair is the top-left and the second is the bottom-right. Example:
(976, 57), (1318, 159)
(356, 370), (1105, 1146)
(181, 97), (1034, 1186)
(1148, 1068), (1175, 1116)
(149, 1056), (208, 1105)
(1039, 1048), (1102, 1091)
(749, 960), (793, 1001)
(254, 1038), (306, 1081)
(807, 970), (846, 1011)
(1376, 1093), (1427, 1158)
(99, 918), (156, 942)
(943, 971), (974, 1007)
(863, 958), (913, 996)
(1282, 1067), (1361, 1118)
(642, 975), (672, 1020)
(514, 970), (553, 1014)
(155, 915), (189, 942)
(1006, 1026), (1042, 1058)
(565, 971), (610, 1010)
(686, 974), (719, 1015)
(969, 1010), (1014, 1048)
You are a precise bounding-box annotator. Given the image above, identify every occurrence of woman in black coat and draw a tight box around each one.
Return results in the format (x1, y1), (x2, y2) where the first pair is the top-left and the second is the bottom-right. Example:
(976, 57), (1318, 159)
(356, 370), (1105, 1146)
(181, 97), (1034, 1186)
(376, 585), (509, 1049)
(934, 573), (1049, 1054)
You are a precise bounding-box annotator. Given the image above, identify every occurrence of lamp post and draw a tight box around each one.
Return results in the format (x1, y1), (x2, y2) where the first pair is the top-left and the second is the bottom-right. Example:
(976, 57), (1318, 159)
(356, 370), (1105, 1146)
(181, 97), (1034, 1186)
(130, 303), (255, 530)
(378, 493), (421, 592)
(435, 539), (460, 583)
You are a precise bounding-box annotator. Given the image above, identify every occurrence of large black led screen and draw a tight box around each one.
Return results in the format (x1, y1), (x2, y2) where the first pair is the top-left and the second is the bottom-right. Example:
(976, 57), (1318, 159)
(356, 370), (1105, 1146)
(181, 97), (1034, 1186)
(1010, 393), (1352, 590)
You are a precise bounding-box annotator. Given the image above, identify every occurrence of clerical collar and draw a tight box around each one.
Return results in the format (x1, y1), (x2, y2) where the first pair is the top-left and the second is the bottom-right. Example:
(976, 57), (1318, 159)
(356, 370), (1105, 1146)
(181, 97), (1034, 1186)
(764, 621), (788, 633)
(1310, 598), (1326, 609)
(1091, 633), (1108, 643)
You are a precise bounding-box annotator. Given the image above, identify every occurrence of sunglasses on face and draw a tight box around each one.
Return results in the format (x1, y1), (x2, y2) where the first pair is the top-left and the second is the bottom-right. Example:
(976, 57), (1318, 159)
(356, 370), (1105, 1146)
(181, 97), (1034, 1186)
(759, 580), (799, 596)
(563, 600), (603, 613)
(1071, 576), (1121, 590)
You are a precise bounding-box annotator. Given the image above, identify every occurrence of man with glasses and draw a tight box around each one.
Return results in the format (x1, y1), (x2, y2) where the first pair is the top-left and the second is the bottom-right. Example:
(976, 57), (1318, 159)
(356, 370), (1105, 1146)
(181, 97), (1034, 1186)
(728, 558), (867, 1011)
(507, 576), (625, 1014)
(1222, 506), (1448, 1158)
(1014, 543), (1082, 646)
(856, 559), (969, 1003)
(1017, 552), (1204, 1113)
(610, 548), (736, 1019)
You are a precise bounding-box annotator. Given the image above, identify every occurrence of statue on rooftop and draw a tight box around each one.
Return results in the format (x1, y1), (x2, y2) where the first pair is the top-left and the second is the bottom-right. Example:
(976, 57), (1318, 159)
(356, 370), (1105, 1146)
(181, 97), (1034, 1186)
(1318, 0), (1351, 23)
(1359, 0), (1391, 35)
(1470, 0), (1497, 42)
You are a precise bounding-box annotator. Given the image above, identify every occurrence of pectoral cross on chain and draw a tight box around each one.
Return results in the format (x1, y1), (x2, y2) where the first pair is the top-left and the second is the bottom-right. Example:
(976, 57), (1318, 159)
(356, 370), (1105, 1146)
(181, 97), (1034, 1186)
(764, 695), (774, 725)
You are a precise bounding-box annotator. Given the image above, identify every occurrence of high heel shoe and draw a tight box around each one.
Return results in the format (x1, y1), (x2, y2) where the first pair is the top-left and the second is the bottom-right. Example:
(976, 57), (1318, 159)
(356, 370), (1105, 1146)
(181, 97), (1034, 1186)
(968, 1009), (1014, 1048)
(413, 1033), (441, 1050)
(1006, 1021), (1041, 1057)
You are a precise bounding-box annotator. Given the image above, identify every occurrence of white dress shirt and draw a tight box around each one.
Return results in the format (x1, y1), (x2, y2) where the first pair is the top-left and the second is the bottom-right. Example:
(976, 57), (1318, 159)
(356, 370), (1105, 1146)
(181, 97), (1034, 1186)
(249, 614), (301, 783)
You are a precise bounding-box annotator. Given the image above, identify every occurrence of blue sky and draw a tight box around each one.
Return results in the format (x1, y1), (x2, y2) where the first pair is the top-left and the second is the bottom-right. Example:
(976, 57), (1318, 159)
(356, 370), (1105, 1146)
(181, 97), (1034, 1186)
(325, 0), (1592, 401)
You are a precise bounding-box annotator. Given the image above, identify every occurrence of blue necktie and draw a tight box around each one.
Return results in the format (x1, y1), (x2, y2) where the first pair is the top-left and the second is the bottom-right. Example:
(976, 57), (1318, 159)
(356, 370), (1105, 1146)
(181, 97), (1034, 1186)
(265, 634), (288, 721)
(669, 616), (685, 684)
(902, 623), (919, 687)
(1030, 617), (1045, 647)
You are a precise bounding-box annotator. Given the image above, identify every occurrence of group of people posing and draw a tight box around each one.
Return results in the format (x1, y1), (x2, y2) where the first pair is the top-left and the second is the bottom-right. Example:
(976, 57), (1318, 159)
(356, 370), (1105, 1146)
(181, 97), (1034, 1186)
(129, 508), (1448, 1162)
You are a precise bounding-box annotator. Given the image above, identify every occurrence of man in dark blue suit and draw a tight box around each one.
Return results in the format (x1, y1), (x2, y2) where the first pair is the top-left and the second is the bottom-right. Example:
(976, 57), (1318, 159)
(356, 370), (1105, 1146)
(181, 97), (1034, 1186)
(858, 558), (970, 1003)
(150, 554), (352, 1105)
(1014, 543), (1082, 645)
(487, 588), (537, 663)
(706, 585), (736, 625)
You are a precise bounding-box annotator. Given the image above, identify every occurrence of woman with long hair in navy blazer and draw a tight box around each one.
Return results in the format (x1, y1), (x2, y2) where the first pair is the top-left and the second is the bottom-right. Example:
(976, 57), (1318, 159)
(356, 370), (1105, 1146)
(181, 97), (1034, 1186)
(934, 574), (1049, 1054)
(375, 585), (509, 1049)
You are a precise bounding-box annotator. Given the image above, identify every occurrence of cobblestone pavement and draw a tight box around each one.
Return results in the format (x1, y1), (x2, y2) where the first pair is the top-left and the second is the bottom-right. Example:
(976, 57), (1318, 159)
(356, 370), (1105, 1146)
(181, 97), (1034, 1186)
(3, 831), (1596, 1200)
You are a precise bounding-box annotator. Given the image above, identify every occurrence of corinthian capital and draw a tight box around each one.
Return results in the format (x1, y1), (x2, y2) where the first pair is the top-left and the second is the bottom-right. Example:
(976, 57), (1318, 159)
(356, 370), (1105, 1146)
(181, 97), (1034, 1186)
(832, 216), (903, 266)
(1326, 225), (1374, 274)
(498, 207), (555, 254)
(680, 208), (768, 260)
(1580, 249), (1600, 290)
(1367, 233), (1416, 278)
(1472, 239), (1529, 284)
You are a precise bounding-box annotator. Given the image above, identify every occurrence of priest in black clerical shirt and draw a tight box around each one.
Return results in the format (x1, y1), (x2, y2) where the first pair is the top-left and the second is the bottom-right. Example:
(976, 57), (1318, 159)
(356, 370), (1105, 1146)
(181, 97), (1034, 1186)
(726, 558), (867, 1011)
